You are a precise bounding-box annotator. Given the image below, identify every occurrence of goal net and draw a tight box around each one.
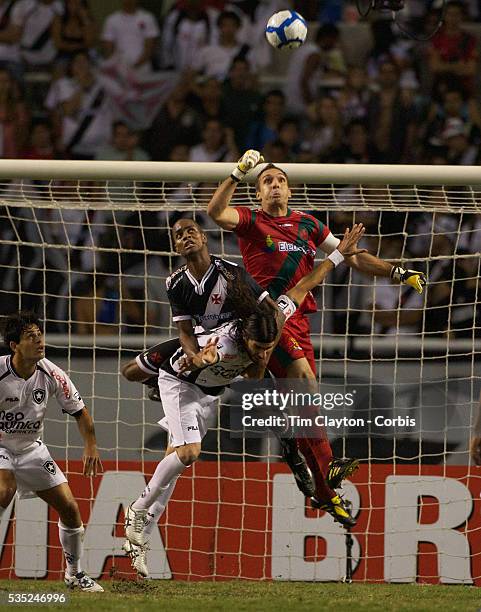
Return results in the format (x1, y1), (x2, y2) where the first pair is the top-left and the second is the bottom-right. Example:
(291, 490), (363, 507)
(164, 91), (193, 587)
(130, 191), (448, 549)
(0, 160), (479, 584)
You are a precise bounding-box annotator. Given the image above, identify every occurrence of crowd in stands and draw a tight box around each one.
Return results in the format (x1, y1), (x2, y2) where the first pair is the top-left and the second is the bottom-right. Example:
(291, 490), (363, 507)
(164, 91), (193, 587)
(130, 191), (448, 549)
(0, 0), (479, 341)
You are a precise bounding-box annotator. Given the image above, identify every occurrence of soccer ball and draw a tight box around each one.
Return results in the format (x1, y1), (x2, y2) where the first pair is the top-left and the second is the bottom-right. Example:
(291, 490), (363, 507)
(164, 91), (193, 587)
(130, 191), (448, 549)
(265, 10), (307, 50)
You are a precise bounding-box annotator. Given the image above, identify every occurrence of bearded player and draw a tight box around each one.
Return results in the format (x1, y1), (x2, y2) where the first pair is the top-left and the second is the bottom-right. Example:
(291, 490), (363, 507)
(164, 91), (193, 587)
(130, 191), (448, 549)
(207, 151), (427, 524)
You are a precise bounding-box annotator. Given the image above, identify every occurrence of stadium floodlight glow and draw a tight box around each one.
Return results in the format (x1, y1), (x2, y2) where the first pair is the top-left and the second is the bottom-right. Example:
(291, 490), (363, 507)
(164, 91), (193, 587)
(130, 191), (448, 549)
(356, 0), (446, 40)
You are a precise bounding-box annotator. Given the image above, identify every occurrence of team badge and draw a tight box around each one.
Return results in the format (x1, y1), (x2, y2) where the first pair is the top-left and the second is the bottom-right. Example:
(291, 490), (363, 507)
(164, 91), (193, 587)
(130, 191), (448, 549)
(43, 460), (56, 475)
(263, 234), (276, 253)
(300, 228), (308, 241)
(211, 293), (222, 304)
(288, 337), (302, 352)
(33, 389), (46, 404)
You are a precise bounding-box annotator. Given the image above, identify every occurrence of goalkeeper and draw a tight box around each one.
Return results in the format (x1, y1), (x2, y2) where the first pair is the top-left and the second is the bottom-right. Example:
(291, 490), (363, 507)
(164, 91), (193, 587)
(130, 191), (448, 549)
(207, 150), (427, 518)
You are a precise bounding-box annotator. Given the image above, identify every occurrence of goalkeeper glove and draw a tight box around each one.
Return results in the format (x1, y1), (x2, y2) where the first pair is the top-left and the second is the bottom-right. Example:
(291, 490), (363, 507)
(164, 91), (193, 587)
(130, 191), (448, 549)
(390, 266), (427, 294)
(231, 149), (264, 182)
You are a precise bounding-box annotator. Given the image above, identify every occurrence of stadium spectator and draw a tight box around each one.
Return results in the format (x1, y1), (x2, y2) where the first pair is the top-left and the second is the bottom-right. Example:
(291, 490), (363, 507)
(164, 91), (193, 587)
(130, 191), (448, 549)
(101, 0), (159, 72)
(145, 83), (199, 161)
(422, 86), (481, 150)
(302, 95), (343, 161)
(441, 117), (479, 164)
(22, 119), (56, 159)
(334, 119), (375, 164)
(335, 66), (371, 125)
(18, 0), (62, 69)
(222, 57), (261, 150)
(161, 0), (216, 71)
(0, 0), (25, 81)
(285, 22), (346, 115)
(44, 51), (113, 159)
(190, 76), (224, 123)
(0, 67), (29, 157)
(188, 118), (238, 162)
(95, 120), (149, 162)
(427, 0), (478, 95)
(245, 89), (285, 151)
(277, 116), (302, 161)
(367, 59), (417, 162)
(51, 0), (97, 68)
(192, 10), (255, 80)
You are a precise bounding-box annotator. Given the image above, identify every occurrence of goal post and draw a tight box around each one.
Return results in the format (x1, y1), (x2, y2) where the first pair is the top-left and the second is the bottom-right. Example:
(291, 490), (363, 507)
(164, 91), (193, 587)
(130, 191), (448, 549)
(0, 159), (479, 584)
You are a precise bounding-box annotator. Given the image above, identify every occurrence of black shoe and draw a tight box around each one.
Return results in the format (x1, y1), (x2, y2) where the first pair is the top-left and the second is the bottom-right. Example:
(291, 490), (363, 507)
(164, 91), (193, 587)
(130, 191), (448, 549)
(148, 387), (161, 403)
(280, 438), (316, 498)
(311, 495), (357, 528)
(327, 458), (360, 490)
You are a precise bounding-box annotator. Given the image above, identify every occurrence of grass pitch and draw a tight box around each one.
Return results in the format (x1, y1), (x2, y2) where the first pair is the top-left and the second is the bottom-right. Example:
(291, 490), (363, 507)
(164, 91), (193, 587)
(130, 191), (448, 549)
(0, 579), (479, 612)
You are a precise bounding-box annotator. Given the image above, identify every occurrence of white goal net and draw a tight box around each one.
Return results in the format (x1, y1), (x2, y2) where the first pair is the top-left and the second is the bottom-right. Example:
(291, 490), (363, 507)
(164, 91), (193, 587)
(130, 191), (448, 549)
(0, 160), (479, 584)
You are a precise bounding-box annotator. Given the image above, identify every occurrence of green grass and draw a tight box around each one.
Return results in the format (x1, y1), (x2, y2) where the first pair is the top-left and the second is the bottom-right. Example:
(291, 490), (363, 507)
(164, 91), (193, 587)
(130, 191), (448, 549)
(0, 580), (479, 612)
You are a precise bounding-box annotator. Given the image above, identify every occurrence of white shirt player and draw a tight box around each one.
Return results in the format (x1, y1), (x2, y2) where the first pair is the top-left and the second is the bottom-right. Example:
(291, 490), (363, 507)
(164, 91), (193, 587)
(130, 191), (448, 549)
(0, 355), (85, 454)
(166, 294), (297, 389)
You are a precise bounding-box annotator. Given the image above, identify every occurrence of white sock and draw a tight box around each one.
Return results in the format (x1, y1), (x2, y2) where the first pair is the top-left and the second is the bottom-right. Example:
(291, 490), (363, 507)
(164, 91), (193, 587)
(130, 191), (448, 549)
(133, 452), (185, 510)
(58, 521), (84, 576)
(144, 477), (179, 536)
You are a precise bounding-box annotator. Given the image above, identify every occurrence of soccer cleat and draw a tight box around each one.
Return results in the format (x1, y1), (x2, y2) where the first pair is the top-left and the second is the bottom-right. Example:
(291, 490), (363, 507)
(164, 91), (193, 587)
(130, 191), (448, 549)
(123, 539), (149, 578)
(327, 458), (360, 490)
(147, 386), (161, 403)
(64, 571), (104, 592)
(125, 504), (149, 546)
(311, 494), (357, 528)
(280, 438), (316, 498)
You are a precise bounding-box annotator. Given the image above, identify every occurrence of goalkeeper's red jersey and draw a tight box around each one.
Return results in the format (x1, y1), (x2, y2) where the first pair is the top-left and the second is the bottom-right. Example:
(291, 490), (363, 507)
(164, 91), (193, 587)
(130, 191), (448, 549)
(233, 206), (331, 315)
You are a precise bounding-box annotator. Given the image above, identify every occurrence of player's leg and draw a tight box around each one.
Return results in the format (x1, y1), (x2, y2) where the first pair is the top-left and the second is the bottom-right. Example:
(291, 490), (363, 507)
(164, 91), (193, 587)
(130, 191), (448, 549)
(124, 396), (218, 577)
(36, 482), (103, 592)
(14, 442), (102, 592)
(125, 371), (203, 547)
(0, 450), (17, 516)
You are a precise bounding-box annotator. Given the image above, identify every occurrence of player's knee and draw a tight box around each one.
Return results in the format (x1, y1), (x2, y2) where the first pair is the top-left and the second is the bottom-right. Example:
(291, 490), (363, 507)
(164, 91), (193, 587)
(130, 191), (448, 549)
(176, 443), (201, 466)
(121, 361), (138, 381)
(58, 498), (81, 527)
(0, 486), (16, 508)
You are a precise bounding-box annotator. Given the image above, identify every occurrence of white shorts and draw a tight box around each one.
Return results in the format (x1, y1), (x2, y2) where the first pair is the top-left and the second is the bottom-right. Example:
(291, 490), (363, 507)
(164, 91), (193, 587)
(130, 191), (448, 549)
(0, 441), (67, 499)
(158, 370), (218, 447)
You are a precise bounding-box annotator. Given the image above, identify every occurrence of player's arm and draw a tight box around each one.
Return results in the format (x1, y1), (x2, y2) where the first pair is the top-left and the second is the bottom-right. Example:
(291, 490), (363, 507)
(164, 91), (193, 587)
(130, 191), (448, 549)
(319, 232), (427, 295)
(74, 407), (103, 477)
(207, 150), (264, 230)
(177, 319), (200, 359)
(286, 224), (367, 306)
(470, 390), (481, 466)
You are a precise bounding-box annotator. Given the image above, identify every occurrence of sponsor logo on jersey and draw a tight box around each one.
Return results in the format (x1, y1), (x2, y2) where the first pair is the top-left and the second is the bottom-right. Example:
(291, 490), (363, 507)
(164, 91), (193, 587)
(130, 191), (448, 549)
(43, 460), (56, 475)
(5, 397), (19, 403)
(211, 293), (222, 304)
(278, 241), (315, 257)
(279, 223), (293, 227)
(166, 265), (187, 290)
(288, 336), (302, 352)
(0, 410), (41, 433)
(187, 425), (199, 431)
(49, 369), (71, 399)
(33, 388), (46, 404)
(263, 234), (276, 253)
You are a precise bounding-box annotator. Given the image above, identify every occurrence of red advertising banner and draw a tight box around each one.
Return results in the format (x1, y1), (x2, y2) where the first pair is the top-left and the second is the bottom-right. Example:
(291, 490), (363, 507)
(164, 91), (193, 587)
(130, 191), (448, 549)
(1, 462), (480, 584)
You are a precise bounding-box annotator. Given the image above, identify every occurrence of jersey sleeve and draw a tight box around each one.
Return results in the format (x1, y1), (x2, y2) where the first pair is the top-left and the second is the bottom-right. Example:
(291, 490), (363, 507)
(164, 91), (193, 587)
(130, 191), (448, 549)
(313, 218), (338, 253)
(44, 360), (85, 416)
(235, 265), (269, 303)
(233, 207), (256, 237)
(166, 277), (193, 323)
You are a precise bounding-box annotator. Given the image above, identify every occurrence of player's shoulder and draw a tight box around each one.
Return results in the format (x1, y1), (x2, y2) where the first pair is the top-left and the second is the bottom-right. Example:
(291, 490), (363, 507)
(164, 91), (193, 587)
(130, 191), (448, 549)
(36, 358), (59, 379)
(0, 355), (9, 378)
(212, 257), (240, 279)
(166, 264), (188, 291)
